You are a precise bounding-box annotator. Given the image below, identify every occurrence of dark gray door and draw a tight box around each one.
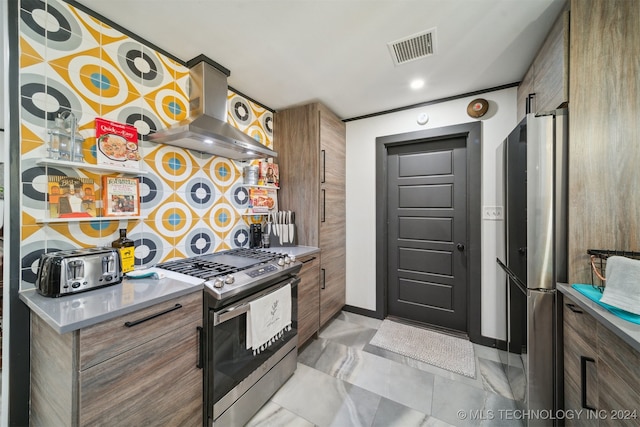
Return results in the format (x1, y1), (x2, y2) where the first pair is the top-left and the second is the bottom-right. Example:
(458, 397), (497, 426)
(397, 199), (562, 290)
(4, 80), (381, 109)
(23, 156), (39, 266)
(387, 137), (468, 332)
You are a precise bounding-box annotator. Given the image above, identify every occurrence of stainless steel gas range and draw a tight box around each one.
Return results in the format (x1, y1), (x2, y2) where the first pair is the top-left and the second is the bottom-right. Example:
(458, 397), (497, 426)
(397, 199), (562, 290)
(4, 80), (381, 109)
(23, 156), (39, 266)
(157, 248), (302, 427)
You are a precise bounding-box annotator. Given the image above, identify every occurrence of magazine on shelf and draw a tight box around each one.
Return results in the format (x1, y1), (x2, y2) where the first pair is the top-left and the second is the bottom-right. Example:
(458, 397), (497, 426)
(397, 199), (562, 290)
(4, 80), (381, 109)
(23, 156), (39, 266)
(95, 117), (141, 170)
(102, 176), (140, 216)
(259, 161), (279, 187)
(48, 176), (96, 218)
(249, 187), (277, 213)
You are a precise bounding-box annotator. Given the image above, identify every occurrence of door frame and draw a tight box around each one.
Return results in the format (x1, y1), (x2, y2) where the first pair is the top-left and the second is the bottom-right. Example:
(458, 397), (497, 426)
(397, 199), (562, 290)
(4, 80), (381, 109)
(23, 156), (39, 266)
(375, 122), (483, 344)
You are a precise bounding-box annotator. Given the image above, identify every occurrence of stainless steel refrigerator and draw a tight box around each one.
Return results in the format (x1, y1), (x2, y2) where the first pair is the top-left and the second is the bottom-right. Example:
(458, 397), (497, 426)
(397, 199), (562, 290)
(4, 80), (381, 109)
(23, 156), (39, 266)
(497, 109), (568, 425)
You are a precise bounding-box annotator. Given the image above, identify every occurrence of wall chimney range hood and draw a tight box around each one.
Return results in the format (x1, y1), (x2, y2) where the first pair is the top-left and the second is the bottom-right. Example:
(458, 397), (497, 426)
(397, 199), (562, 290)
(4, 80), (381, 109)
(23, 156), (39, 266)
(149, 56), (277, 160)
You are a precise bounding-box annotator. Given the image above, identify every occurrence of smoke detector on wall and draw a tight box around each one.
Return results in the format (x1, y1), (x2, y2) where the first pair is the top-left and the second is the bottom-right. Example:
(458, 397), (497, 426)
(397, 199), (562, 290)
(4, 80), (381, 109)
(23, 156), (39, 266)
(388, 28), (437, 66)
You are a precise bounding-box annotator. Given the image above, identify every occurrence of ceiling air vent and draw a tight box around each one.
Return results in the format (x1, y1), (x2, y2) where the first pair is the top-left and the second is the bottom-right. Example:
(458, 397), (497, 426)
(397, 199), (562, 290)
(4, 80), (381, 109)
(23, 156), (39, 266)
(387, 28), (436, 66)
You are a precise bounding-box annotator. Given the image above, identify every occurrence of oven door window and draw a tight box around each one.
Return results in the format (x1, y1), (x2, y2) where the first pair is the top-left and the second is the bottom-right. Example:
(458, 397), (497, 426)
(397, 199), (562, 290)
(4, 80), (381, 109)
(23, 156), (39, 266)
(209, 287), (298, 405)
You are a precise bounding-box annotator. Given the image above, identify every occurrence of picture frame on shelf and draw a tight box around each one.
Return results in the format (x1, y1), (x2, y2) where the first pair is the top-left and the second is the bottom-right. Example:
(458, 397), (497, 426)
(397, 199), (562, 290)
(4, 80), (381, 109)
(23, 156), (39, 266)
(48, 176), (96, 218)
(102, 176), (140, 217)
(259, 161), (279, 187)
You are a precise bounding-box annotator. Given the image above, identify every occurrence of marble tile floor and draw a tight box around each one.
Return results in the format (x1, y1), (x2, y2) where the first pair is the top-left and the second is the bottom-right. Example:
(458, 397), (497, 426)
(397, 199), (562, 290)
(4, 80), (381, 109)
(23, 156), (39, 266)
(247, 312), (523, 427)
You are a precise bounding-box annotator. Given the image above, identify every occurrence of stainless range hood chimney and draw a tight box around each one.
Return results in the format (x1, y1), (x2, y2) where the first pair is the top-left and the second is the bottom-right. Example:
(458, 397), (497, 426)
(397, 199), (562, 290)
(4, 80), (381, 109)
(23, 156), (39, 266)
(149, 56), (277, 160)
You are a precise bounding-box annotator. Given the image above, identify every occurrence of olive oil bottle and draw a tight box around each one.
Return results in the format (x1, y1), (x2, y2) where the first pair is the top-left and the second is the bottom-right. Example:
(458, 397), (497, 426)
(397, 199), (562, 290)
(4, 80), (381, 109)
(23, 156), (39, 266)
(112, 228), (135, 273)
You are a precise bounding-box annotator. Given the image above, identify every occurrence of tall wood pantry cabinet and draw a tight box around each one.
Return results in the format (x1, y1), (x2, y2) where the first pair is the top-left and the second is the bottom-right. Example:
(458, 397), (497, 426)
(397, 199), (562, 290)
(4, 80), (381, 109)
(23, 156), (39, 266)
(275, 102), (346, 340)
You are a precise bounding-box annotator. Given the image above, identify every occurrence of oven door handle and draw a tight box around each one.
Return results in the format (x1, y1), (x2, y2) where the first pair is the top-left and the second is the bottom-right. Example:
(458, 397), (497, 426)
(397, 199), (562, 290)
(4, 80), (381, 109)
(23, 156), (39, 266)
(213, 277), (300, 326)
(214, 303), (250, 325)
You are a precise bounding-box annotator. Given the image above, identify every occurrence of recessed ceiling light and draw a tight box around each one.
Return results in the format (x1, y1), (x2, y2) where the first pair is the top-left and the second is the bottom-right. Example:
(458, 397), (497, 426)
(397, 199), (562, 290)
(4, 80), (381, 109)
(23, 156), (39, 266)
(410, 79), (425, 90)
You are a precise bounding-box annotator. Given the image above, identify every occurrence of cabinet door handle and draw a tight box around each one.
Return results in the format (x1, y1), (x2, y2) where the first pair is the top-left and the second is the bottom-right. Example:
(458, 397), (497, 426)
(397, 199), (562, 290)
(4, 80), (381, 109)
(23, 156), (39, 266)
(321, 149), (326, 184)
(321, 268), (326, 290)
(526, 93), (536, 114)
(196, 326), (204, 369)
(301, 257), (317, 264)
(566, 303), (583, 314)
(580, 356), (597, 411)
(321, 189), (326, 223)
(124, 303), (183, 328)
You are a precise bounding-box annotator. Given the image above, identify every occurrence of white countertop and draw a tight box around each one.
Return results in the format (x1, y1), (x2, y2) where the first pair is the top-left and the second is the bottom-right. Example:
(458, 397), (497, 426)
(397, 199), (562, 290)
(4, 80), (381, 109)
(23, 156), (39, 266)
(558, 283), (640, 352)
(20, 273), (204, 334)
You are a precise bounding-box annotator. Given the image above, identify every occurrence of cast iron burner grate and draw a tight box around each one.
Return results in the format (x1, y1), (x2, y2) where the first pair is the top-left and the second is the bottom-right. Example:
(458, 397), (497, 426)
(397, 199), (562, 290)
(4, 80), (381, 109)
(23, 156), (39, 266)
(156, 248), (279, 280)
(222, 248), (278, 262)
(158, 260), (239, 280)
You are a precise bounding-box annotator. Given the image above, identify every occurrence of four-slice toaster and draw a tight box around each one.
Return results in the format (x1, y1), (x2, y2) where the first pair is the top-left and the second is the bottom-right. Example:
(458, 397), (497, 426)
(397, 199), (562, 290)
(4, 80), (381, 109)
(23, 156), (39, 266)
(36, 247), (123, 297)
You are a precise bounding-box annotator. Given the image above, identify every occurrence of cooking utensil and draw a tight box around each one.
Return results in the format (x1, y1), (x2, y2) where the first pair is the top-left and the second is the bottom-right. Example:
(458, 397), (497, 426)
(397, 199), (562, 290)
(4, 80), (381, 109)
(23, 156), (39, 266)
(272, 212), (278, 237)
(282, 210), (289, 244)
(278, 211), (284, 245)
(288, 211), (295, 244)
(266, 212), (272, 235)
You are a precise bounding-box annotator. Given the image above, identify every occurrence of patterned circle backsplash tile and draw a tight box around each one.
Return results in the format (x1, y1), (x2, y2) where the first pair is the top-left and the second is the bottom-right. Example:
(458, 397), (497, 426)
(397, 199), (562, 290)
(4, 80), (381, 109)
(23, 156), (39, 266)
(18, 0), (274, 289)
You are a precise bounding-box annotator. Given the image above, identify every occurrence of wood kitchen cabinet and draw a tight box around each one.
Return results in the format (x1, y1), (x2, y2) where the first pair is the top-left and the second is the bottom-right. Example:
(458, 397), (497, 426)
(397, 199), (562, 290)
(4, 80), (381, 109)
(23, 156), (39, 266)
(517, 7), (570, 121)
(275, 102), (346, 330)
(563, 296), (599, 427)
(297, 254), (320, 347)
(30, 291), (203, 426)
(562, 295), (640, 426)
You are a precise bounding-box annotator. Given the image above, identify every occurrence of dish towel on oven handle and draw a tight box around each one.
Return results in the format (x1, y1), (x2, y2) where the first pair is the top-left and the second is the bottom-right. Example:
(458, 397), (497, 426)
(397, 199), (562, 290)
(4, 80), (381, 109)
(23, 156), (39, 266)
(246, 283), (292, 355)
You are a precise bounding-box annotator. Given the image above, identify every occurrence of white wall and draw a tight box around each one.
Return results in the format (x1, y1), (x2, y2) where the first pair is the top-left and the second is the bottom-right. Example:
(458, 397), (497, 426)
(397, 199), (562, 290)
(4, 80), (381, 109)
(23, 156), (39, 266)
(345, 87), (517, 340)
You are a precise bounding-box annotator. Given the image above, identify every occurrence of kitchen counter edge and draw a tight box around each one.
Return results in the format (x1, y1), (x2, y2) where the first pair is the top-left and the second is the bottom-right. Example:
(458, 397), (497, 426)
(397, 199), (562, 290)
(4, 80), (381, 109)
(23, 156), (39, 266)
(261, 245), (320, 258)
(20, 279), (204, 335)
(558, 283), (640, 352)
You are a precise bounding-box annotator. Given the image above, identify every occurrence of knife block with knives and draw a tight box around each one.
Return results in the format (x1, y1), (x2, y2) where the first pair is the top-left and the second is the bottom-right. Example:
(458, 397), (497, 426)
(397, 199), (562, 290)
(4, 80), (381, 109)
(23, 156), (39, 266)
(266, 210), (296, 247)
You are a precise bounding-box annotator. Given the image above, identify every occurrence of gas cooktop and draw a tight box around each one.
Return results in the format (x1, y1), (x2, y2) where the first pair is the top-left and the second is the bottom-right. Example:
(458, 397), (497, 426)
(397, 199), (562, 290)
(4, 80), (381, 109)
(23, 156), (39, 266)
(156, 248), (301, 302)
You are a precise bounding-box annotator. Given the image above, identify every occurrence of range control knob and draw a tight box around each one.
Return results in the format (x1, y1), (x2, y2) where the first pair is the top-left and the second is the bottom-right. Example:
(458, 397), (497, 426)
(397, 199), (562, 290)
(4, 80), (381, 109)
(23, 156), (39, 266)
(289, 254), (296, 262)
(224, 274), (235, 285)
(284, 256), (291, 264)
(277, 258), (285, 266)
(213, 278), (224, 288)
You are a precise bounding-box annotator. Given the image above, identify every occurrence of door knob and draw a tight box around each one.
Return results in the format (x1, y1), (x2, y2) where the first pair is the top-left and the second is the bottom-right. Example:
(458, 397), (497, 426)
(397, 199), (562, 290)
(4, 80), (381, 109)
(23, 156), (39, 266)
(457, 243), (465, 251)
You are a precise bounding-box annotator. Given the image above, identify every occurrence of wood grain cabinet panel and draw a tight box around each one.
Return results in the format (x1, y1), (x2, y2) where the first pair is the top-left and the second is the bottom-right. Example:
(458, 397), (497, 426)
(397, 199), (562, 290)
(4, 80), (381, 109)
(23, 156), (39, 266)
(562, 294), (640, 426)
(318, 104), (346, 326)
(30, 315), (75, 427)
(297, 254), (320, 347)
(79, 320), (202, 426)
(30, 291), (204, 426)
(79, 291), (202, 369)
(516, 8), (569, 121)
(533, 8), (569, 113)
(563, 298), (598, 427)
(567, 0), (640, 284)
(275, 102), (346, 331)
(596, 322), (640, 426)
(274, 104), (320, 248)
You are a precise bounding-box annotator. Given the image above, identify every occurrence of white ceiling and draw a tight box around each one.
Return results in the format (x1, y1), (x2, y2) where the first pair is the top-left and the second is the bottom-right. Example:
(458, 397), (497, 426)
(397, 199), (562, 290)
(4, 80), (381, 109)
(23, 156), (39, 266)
(6, 0), (567, 123)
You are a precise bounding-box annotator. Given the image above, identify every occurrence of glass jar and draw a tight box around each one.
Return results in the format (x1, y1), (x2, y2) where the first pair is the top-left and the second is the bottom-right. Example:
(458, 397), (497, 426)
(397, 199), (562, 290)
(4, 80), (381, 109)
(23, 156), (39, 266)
(72, 136), (84, 163)
(58, 131), (72, 161)
(48, 116), (69, 160)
